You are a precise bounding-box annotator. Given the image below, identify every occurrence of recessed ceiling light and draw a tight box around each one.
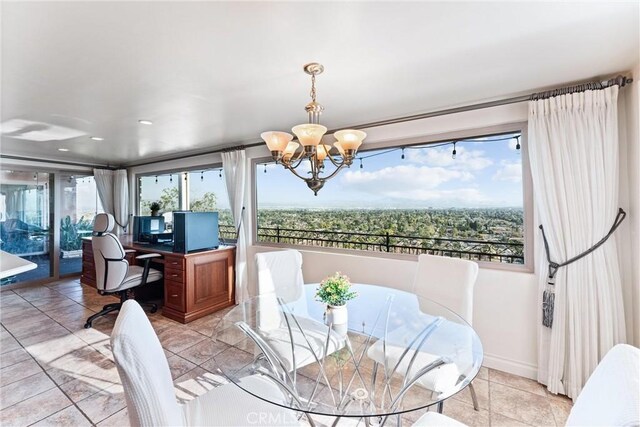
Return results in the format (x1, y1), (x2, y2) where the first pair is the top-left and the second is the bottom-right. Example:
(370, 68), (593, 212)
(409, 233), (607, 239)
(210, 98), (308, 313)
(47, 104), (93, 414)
(58, 148), (70, 152)
(138, 119), (153, 125)
(90, 136), (104, 141)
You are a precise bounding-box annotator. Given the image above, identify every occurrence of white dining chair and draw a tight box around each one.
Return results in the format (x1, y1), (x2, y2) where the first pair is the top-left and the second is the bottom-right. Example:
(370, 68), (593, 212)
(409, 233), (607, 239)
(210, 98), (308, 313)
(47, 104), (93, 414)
(254, 250), (345, 373)
(412, 343), (640, 426)
(411, 254), (478, 325)
(110, 299), (299, 426)
(412, 411), (467, 426)
(256, 249), (305, 304)
(367, 254), (480, 411)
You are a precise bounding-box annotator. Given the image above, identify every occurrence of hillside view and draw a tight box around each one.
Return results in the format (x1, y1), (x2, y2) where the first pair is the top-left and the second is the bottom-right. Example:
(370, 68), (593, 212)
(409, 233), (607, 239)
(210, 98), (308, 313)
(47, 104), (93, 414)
(255, 207), (525, 263)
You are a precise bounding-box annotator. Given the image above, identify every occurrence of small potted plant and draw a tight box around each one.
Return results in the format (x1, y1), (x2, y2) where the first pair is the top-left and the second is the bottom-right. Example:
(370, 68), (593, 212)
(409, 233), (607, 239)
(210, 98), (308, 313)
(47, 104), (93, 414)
(316, 272), (357, 327)
(149, 201), (161, 217)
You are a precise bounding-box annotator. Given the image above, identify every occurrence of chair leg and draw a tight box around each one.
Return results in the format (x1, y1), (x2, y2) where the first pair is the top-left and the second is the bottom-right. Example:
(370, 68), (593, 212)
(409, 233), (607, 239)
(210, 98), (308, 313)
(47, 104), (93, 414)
(469, 382), (480, 411)
(84, 305), (121, 329)
(139, 302), (158, 313)
(102, 303), (120, 311)
(85, 291), (157, 329)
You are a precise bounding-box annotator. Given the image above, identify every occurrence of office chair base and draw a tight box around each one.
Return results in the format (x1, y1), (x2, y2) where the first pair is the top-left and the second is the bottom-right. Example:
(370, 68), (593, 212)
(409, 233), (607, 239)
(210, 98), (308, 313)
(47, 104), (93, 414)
(84, 292), (158, 328)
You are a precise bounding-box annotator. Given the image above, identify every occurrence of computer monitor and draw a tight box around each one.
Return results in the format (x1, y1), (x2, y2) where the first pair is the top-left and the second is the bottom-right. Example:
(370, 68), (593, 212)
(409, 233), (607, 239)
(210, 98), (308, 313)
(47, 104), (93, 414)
(133, 216), (165, 242)
(173, 212), (219, 253)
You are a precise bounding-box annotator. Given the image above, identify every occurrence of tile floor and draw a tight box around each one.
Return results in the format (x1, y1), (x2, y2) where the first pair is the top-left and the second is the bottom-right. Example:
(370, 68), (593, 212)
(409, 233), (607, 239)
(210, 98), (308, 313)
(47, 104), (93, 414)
(0, 279), (573, 427)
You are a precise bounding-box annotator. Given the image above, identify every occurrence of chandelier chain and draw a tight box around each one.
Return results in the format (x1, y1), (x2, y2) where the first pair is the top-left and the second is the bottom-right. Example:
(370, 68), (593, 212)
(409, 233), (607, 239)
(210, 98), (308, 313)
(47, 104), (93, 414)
(310, 73), (317, 102)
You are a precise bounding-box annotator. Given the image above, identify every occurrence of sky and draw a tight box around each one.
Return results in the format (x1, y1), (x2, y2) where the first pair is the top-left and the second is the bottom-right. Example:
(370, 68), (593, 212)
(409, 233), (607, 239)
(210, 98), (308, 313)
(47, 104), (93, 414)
(257, 133), (524, 209)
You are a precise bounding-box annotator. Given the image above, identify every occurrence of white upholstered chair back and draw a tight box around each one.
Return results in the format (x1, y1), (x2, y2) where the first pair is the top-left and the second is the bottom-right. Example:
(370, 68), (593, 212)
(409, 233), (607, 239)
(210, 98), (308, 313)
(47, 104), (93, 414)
(412, 254), (479, 325)
(566, 344), (640, 426)
(111, 300), (184, 427)
(256, 250), (304, 303)
(92, 213), (128, 291)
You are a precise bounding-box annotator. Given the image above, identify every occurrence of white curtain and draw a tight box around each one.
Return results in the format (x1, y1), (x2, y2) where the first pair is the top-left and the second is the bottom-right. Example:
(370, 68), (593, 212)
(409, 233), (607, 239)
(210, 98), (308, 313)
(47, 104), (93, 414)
(221, 150), (250, 304)
(94, 169), (129, 234)
(528, 86), (626, 399)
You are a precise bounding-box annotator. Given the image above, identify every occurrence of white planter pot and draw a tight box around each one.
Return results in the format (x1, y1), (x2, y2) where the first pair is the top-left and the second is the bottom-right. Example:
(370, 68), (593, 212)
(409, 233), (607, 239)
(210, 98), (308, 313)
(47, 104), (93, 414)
(327, 304), (348, 326)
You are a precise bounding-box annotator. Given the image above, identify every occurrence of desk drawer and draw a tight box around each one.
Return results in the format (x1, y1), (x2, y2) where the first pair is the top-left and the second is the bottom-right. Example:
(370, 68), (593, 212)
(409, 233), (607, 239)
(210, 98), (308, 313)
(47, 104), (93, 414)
(164, 256), (184, 271)
(164, 280), (185, 311)
(164, 267), (184, 284)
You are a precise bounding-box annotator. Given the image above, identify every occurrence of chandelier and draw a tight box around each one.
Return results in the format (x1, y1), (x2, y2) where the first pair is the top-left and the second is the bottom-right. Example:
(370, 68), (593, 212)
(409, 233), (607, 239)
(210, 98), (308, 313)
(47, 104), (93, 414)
(260, 63), (366, 195)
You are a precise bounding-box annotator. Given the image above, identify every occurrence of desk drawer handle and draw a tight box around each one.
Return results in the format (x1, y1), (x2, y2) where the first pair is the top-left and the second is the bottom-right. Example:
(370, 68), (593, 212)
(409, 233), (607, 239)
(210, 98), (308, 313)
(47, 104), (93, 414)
(171, 294), (178, 298)
(171, 274), (179, 277)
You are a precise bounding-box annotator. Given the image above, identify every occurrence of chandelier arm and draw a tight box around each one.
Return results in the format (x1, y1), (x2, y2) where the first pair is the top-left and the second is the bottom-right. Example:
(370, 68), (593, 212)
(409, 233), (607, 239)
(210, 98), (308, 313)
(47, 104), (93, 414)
(285, 154), (306, 170)
(324, 151), (345, 168)
(292, 148), (306, 163)
(317, 162), (346, 181)
(283, 163), (312, 181)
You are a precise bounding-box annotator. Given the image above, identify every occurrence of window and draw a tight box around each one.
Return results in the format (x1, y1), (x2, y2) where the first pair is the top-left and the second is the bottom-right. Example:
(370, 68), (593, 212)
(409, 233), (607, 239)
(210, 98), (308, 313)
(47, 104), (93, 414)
(137, 168), (234, 240)
(139, 174), (180, 227)
(255, 129), (530, 267)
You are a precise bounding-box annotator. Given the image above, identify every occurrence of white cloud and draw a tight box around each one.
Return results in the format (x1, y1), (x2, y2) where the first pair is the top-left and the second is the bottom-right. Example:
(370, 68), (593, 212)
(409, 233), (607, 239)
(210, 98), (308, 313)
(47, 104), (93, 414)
(343, 164), (472, 189)
(406, 146), (493, 171)
(340, 164), (488, 205)
(493, 160), (522, 183)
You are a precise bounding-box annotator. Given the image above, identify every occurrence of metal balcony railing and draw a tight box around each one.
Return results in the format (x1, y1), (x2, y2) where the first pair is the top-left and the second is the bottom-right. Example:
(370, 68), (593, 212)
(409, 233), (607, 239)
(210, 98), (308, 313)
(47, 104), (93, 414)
(253, 226), (524, 264)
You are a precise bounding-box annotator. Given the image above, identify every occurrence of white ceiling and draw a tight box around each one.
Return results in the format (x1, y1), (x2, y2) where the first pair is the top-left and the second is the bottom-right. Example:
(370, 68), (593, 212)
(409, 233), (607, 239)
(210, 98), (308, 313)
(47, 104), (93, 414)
(1, 1), (638, 167)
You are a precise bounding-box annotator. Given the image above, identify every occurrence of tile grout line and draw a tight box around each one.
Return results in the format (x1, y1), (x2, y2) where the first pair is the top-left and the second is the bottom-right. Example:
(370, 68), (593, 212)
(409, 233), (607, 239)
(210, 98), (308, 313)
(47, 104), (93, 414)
(2, 288), (98, 427)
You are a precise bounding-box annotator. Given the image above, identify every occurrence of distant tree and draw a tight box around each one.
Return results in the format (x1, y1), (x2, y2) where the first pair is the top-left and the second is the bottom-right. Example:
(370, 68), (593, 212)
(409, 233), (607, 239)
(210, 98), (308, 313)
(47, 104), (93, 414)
(160, 187), (179, 212)
(190, 192), (217, 212)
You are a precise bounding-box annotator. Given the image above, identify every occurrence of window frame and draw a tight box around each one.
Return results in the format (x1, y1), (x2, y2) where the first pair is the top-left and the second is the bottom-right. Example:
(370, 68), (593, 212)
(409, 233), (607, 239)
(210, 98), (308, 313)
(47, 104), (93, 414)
(251, 122), (534, 272)
(135, 163), (224, 214)
(134, 163), (236, 241)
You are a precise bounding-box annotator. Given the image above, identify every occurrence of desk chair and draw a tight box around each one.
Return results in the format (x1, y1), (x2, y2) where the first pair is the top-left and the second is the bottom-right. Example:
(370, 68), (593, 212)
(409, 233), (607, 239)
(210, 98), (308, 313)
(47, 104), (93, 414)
(111, 300), (298, 426)
(84, 213), (162, 329)
(368, 254), (480, 411)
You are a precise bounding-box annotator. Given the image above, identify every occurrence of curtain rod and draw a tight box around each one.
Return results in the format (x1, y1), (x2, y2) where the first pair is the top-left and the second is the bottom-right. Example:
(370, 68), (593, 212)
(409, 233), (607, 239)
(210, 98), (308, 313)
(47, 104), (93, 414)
(125, 74), (632, 168)
(0, 154), (117, 170)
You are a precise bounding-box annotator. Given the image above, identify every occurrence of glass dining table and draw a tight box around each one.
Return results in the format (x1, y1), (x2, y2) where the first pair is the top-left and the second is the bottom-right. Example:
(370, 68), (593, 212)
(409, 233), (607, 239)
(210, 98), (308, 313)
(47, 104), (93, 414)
(213, 284), (483, 425)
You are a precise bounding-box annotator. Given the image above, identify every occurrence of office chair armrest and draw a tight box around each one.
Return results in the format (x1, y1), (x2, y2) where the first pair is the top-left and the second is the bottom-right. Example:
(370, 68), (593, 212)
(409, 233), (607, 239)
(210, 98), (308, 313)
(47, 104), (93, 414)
(138, 253), (162, 286)
(135, 253), (162, 260)
(124, 249), (136, 254)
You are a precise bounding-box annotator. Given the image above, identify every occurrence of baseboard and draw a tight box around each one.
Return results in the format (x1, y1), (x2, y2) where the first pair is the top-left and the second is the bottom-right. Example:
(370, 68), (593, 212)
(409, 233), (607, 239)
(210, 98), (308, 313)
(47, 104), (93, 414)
(483, 352), (538, 380)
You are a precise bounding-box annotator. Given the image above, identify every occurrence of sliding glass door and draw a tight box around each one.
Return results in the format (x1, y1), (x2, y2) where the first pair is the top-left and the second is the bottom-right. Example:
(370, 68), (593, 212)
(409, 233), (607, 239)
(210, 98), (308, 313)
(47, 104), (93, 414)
(0, 168), (103, 285)
(59, 173), (102, 276)
(0, 170), (53, 284)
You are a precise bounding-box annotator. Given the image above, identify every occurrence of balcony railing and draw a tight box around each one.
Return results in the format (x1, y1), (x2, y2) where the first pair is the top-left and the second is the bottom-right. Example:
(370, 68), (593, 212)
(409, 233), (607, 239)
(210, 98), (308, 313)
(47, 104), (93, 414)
(256, 226), (524, 264)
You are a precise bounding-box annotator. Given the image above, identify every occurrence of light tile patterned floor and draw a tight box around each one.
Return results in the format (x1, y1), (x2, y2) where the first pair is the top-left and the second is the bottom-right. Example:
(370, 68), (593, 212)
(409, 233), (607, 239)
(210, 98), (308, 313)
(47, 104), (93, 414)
(0, 279), (573, 426)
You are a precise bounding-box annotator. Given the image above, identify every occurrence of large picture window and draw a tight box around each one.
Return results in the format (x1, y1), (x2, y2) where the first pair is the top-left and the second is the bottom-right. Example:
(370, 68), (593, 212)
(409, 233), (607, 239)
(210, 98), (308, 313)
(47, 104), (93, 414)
(137, 167), (234, 240)
(255, 129), (530, 267)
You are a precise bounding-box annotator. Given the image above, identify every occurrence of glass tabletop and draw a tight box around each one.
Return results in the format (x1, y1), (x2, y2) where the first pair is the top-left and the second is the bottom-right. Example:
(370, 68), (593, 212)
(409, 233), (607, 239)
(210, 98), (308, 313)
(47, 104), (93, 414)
(213, 284), (483, 419)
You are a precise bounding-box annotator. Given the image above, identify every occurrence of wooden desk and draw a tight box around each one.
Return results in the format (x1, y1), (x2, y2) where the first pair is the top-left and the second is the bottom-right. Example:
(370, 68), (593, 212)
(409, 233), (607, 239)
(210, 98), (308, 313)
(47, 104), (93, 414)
(81, 236), (235, 323)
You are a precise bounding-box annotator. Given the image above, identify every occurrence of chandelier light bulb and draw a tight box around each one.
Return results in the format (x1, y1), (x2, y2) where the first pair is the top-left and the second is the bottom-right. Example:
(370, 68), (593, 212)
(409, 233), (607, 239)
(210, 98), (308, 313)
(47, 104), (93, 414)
(291, 124), (327, 147)
(282, 141), (300, 162)
(334, 129), (366, 151)
(261, 131), (293, 152)
(316, 144), (331, 162)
